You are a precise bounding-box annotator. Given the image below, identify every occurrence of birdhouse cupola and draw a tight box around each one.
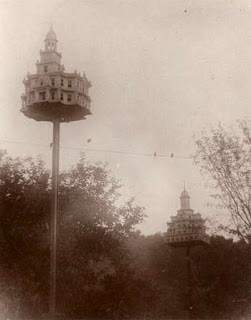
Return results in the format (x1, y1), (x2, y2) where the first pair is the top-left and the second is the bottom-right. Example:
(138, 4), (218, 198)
(45, 26), (58, 51)
(180, 189), (191, 210)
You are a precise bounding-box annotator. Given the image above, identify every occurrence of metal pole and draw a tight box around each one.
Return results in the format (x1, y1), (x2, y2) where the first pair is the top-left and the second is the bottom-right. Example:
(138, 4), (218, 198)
(186, 246), (192, 319)
(50, 119), (60, 319)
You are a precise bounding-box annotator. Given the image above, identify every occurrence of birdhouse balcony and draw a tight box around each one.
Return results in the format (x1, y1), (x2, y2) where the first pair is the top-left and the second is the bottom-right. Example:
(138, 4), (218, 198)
(164, 232), (210, 247)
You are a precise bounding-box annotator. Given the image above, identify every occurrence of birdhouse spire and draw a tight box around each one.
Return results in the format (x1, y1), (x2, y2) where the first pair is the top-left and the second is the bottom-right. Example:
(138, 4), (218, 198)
(45, 25), (58, 51)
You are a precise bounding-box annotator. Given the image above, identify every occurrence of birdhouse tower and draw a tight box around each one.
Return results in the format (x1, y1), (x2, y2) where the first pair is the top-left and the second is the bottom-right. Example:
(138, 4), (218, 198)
(164, 189), (210, 247)
(20, 27), (93, 319)
(21, 26), (91, 122)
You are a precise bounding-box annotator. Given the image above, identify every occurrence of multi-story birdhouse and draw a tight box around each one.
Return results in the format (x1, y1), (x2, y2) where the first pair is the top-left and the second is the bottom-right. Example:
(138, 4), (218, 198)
(21, 26), (91, 122)
(165, 189), (210, 247)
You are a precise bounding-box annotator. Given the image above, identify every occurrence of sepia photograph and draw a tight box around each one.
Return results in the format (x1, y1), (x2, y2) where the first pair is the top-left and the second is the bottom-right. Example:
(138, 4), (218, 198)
(0, 1), (251, 319)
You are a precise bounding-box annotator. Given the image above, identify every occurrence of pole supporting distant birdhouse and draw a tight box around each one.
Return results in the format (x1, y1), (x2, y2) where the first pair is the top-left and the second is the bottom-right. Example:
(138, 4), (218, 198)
(164, 189), (210, 318)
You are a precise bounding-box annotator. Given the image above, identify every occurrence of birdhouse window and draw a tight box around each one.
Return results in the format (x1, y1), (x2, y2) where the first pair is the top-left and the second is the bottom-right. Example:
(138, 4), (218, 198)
(68, 80), (72, 88)
(29, 92), (35, 103)
(39, 92), (46, 101)
(67, 94), (72, 102)
(51, 78), (55, 86)
(44, 66), (48, 73)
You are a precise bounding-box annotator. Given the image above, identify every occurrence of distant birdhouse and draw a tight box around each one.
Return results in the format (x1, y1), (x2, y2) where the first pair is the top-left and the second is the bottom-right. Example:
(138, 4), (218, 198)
(164, 189), (210, 247)
(21, 26), (91, 123)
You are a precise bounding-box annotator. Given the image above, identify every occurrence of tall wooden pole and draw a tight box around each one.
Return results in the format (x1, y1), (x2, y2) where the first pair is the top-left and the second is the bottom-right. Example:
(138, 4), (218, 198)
(50, 119), (60, 319)
(186, 246), (192, 319)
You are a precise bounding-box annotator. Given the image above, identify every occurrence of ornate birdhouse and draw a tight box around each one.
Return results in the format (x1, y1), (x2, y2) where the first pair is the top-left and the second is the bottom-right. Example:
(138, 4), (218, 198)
(165, 189), (210, 247)
(21, 26), (91, 122)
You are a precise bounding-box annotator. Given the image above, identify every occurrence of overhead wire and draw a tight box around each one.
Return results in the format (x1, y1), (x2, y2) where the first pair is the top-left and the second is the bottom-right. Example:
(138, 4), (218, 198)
(0, 139), (193, 160)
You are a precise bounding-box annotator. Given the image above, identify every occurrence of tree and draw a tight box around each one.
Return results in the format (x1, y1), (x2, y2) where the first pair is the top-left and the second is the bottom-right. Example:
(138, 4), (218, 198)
(0, 150), (51, 318)
(57, 155), (145, 318)
(194, 120), (251, 243)
(3, 148), (251, 319)
(126, 232), (187, 319)
(0, 151), (145, 319)
(126, 231), (251, 319)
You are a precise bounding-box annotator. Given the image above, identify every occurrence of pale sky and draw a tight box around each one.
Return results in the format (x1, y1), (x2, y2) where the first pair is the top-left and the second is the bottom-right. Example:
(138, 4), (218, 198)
(1, 0), (251, 234)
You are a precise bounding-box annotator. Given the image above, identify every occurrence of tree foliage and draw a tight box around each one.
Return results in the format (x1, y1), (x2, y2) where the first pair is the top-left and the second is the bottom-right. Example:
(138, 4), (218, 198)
(126, 232), (251, 320)
(0, 150), (51, 318)
(0, 151), (145, 319)
(1, 150), (251, 319)
(194, 120), (251, 242)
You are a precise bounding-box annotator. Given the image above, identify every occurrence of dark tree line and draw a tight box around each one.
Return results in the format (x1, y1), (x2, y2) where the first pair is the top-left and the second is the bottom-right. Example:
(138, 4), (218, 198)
(1, 150), (251, 319)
